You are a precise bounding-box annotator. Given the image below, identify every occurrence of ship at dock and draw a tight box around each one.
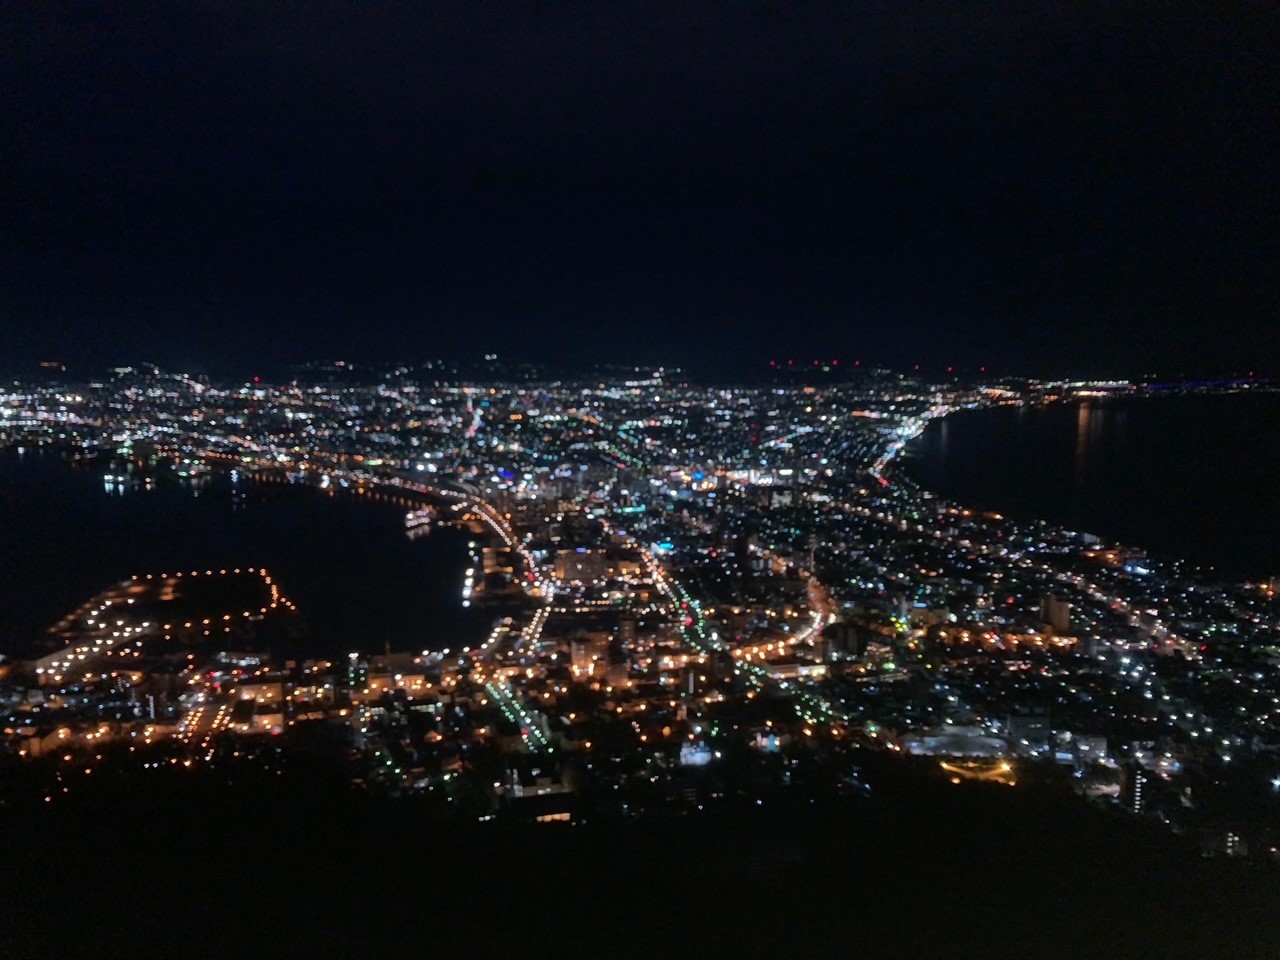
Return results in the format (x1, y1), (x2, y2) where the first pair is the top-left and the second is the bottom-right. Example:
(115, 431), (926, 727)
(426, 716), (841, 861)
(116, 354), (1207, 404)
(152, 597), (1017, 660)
(405, 506), (436, 531)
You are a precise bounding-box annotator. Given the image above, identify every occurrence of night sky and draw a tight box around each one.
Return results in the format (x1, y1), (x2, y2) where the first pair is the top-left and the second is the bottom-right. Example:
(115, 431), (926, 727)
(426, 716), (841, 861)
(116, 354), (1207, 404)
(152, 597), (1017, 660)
(2, 3), (1276, 378)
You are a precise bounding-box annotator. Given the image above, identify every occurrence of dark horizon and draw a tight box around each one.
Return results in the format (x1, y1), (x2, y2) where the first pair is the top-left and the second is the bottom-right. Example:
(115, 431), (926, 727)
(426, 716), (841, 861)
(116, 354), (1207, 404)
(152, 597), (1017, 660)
(3, 4), (1277, 379)
(8, 353), (1276, 386)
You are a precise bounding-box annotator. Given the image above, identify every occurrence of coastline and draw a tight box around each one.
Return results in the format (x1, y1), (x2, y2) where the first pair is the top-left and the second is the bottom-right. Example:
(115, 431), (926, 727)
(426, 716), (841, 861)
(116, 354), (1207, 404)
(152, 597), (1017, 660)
(881, 388), (1280, 585)
(0, 450), (491, 658)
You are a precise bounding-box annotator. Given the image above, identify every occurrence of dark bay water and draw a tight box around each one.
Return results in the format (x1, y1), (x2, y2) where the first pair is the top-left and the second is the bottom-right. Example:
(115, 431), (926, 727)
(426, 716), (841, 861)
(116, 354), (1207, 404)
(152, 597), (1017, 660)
(904, 392), (1280, 581)
(0, 450), (489, 657)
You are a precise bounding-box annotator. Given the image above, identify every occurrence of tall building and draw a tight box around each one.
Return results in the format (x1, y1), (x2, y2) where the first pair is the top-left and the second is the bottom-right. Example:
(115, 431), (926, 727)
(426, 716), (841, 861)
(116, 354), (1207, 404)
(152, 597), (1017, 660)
(1119, 761), (1151, 815)
(617, 615), (637, 644)
(1041, 594), (1072, 634)
(606, 649), (630, 689)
